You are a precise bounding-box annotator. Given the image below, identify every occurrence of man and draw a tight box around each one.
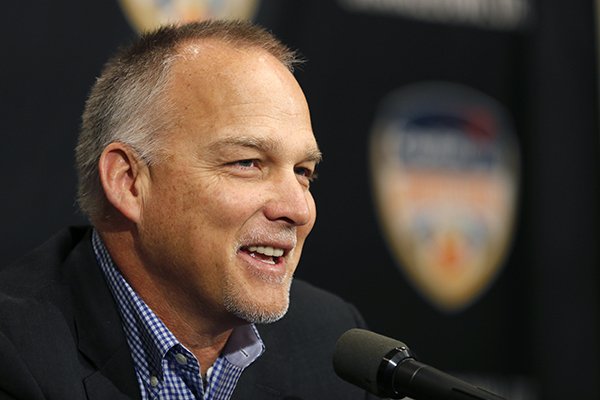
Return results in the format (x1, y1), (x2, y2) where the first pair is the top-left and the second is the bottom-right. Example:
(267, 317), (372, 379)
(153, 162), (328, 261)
(0, 20), (371, 399)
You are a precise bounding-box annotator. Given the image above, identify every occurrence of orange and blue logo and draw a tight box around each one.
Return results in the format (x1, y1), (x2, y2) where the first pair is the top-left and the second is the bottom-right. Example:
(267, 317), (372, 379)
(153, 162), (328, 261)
(370, 82), (520, 312)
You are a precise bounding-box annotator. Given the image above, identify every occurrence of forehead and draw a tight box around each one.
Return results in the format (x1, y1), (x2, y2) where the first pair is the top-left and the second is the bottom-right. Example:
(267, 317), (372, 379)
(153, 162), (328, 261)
(170, 40), (300, 105)
(163, 40), (318, 157)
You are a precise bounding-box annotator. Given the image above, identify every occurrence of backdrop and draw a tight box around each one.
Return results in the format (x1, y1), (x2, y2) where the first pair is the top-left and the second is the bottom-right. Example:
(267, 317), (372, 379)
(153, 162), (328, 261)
(2, 1), (598, 399)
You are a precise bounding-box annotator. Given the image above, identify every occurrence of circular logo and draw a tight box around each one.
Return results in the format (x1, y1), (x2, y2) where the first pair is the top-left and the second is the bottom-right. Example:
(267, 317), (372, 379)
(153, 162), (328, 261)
(118, 0), (260, 33)
(370, 82), (520, 312)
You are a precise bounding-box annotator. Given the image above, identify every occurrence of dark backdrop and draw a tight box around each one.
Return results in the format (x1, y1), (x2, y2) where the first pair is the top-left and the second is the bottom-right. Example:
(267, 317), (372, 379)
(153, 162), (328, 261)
(2, 1), (598, 399)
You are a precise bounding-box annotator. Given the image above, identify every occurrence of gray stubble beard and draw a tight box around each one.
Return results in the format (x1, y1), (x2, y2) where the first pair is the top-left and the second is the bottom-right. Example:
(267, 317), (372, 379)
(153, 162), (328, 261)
(222, 272), (293, 324)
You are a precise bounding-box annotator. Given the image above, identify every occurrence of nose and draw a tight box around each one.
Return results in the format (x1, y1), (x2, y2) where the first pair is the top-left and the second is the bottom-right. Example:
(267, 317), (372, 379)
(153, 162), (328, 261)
(263, 170), (314, 227)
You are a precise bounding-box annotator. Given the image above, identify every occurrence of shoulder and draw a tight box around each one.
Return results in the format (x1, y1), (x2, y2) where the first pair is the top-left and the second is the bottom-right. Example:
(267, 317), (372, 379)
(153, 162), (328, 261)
(260, 279), (367, 346)
(0, 227), (96, 399)
(266, 279), (368, 356)
(262, 279), (365, 343)
(243, 279), (369, 399)
(0, 226), (93, 339)
(288, 279), (366, 328)
(0, 226), (90, 296)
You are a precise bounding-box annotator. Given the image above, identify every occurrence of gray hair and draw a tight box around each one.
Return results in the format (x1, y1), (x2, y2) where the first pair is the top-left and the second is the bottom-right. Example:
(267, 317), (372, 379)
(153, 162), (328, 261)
(75, 19), (300, 221)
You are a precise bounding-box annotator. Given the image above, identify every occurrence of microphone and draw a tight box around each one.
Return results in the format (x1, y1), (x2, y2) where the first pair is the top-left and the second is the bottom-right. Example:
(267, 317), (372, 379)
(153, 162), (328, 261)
(333, 329), (506, 400)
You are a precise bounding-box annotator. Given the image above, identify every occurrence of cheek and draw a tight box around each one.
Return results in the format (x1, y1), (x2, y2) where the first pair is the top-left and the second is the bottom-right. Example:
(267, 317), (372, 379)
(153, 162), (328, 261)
(171, 179), (269, 241)
(140, 175), (207, 245)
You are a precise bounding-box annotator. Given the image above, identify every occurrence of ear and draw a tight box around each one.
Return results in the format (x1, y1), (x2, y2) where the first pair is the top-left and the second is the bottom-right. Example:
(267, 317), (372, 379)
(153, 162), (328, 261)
(98, 143), (148, 224)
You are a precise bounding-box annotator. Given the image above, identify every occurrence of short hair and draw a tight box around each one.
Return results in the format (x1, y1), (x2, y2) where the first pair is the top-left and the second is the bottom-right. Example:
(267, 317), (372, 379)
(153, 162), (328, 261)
(75, 19), (300, 221)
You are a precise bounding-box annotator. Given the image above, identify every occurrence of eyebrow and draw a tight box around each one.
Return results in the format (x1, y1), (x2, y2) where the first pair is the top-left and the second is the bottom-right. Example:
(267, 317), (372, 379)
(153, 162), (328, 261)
(208, 136), (323, 164)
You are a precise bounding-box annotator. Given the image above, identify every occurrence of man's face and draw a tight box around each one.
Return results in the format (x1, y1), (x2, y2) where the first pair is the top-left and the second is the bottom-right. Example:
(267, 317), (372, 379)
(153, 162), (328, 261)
(136, 42), (319, 326)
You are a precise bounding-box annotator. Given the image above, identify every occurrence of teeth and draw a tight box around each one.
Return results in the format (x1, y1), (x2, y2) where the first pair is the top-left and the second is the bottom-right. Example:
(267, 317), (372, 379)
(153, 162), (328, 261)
(247, 246), (284, 257)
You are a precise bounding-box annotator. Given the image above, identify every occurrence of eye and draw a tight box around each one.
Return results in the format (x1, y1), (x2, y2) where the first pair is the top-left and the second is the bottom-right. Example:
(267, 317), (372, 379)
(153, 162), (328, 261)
(295, 166), (317, 182)
(232, 159), (259, 169)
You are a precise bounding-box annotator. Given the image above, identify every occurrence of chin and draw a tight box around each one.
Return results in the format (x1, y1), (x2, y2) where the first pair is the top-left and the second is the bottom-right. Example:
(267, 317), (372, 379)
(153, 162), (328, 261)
(226, 300), (289, 324)
(222, 280), (292, 324)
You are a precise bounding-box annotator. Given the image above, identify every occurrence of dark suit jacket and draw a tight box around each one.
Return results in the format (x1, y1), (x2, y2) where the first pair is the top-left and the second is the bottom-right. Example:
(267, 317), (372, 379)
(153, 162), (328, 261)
(0, 227), (372, 400)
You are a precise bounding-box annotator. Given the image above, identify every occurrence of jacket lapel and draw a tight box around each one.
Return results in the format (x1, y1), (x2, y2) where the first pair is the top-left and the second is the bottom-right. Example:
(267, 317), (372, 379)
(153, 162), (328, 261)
(64, 228), (141, 400)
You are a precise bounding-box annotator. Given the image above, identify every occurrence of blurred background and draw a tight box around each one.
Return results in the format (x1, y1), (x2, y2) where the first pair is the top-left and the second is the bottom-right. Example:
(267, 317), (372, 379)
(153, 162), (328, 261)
(2, 1), (598, 399)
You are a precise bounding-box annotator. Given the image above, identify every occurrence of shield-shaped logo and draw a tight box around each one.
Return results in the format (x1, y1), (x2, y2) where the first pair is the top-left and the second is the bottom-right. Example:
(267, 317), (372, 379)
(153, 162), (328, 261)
(370, 82), (520, 312)
(118, 0), (260, 33)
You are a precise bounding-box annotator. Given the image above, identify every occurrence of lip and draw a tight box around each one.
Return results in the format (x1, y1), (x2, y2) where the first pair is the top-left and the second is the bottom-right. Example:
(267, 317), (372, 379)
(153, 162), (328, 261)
(236, 249), (289, 282)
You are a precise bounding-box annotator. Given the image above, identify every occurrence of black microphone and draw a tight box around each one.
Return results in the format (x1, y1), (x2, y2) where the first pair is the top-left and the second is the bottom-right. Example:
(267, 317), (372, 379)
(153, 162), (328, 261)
(333, 329), (506, 400)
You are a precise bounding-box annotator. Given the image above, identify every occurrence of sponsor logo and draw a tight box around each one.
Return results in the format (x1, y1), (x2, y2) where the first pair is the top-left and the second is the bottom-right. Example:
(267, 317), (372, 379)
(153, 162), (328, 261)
(118, 0), (260, 32)
(370, 82), (519, 312)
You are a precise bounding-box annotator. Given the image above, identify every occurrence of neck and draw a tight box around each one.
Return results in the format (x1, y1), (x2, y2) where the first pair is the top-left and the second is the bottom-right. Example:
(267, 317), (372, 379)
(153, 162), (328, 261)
(97, 226), (240, 374)
(147, 296), (234, 374)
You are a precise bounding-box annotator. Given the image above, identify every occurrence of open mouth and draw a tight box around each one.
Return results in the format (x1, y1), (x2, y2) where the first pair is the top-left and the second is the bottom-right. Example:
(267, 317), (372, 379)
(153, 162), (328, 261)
(240, 245), (286, 265)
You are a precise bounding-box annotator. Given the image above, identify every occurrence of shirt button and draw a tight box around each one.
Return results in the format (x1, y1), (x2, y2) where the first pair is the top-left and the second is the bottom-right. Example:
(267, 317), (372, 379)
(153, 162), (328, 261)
(150, 376), (159, 387)
(175, 353), (188, 365)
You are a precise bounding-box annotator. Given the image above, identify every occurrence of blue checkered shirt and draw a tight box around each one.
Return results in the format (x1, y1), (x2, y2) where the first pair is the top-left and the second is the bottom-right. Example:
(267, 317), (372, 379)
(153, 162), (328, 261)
(91, 230), (264, 400)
